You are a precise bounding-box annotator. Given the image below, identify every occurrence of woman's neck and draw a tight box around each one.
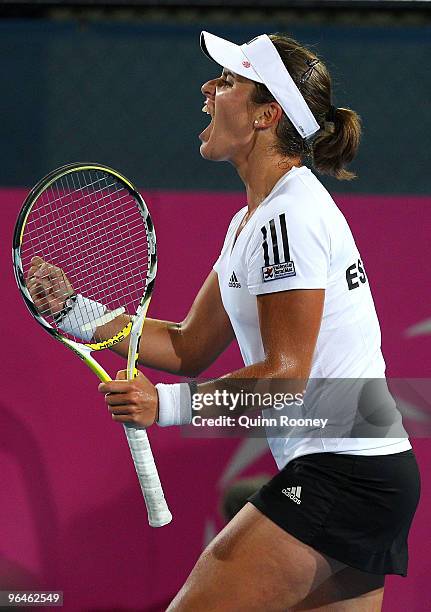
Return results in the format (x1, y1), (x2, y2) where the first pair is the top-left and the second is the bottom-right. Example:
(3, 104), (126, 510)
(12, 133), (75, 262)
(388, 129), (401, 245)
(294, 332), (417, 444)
(235, 147), (301, 212)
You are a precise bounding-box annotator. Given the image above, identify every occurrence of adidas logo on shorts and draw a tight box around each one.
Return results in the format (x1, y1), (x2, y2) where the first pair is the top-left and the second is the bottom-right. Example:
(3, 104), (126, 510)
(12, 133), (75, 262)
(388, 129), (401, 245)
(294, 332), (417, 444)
(228, 271), (241, 288)
(281, 486), (302, 504)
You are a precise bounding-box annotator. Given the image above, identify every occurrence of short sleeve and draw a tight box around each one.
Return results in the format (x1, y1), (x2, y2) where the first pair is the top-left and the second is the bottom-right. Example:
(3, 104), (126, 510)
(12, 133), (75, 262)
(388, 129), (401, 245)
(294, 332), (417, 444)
(213, 249), (224, 275)
(213, 206), (247, 275)
(246, 208), (330, 295)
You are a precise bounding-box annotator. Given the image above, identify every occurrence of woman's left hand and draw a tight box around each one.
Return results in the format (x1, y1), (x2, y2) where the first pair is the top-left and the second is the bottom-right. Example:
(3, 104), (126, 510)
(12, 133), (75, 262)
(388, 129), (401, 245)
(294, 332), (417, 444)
(98, 370), (158, 427)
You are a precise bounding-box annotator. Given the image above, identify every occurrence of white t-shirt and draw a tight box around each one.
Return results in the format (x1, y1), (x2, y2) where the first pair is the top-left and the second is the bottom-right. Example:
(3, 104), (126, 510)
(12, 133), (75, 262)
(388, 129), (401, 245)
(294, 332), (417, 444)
(214, 166), (410, 468)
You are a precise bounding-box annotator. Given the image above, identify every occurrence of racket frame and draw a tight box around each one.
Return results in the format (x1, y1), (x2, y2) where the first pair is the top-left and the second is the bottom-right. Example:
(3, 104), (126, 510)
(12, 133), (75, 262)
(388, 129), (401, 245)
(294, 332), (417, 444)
(12, 163), (172, 527)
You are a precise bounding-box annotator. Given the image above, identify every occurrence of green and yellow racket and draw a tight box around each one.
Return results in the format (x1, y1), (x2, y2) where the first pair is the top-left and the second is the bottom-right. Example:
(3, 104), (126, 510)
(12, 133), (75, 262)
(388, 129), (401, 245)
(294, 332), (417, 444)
(13, 162), (172, 527)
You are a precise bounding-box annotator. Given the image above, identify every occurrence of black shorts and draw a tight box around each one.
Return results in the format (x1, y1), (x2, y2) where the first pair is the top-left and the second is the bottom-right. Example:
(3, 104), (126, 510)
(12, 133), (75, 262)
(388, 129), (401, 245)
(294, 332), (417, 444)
(248, 450), (420, 576)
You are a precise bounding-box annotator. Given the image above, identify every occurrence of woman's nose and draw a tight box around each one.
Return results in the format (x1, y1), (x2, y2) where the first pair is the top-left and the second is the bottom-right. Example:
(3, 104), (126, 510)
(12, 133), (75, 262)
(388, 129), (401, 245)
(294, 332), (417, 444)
(201, 78), (217, 98)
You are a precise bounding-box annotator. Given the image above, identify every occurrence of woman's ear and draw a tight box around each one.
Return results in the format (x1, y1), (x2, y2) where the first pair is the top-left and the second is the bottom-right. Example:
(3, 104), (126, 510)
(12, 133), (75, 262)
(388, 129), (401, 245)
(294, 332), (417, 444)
(257, 102), (283, 129)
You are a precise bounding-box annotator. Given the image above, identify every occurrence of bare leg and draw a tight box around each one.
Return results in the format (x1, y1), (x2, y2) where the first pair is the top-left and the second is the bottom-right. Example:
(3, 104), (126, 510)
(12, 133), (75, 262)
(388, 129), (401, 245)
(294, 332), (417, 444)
(167, 503), (345, 611)
(292, 566), (385, 611)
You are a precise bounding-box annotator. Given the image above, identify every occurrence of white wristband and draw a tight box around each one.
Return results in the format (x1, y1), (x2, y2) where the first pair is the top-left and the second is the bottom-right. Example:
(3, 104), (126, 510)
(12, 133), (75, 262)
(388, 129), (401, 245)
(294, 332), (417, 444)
(57, 294), (107, 342)
(156, 383), (193, 427)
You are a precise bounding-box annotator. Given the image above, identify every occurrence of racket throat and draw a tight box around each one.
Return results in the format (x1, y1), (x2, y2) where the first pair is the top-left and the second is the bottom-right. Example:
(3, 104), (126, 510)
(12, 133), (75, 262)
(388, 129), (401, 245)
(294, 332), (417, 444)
(62, 338), (111, 382)
(127, 311), (146, 379)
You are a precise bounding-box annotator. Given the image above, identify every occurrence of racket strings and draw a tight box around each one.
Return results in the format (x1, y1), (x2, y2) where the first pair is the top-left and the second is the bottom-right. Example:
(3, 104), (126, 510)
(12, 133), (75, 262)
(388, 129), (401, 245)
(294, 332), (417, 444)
(27, 179), (121, 216)
(21, 169), (151, 344)
(24, 188), (133, 228)
(31, 183), (148, 337)
(25, 213), (146, 241)
(81, 172), (150, 304)
(24, 217), (148, 269)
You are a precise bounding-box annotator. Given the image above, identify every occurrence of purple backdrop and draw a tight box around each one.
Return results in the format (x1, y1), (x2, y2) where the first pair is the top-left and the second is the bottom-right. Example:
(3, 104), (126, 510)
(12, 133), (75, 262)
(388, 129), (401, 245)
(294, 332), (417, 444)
(1, 188), (430, 611)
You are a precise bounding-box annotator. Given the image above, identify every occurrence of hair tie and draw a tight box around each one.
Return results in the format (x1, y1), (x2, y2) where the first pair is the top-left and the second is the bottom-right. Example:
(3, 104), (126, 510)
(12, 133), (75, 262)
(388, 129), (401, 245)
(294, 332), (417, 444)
(326, 104), (337, 123)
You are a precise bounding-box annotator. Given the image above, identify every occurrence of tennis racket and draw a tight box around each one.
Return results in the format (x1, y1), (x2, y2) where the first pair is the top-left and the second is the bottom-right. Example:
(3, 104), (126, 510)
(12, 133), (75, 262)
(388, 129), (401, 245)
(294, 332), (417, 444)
(12, 162), (172, 528)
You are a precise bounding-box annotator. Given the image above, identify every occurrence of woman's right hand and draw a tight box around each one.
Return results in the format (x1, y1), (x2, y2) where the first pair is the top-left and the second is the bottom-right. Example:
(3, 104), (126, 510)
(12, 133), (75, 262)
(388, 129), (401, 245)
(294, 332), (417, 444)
(27, 256), (75, 318)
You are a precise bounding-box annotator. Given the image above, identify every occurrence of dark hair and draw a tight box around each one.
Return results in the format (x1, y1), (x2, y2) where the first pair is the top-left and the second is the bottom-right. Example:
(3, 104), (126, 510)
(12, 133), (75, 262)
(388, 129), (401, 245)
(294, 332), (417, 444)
(251, 34), (362, 181)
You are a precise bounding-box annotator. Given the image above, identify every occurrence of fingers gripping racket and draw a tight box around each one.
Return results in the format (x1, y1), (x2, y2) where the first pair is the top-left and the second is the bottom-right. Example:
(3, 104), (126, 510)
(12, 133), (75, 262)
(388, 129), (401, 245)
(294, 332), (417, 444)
(13, 162), (172, 527)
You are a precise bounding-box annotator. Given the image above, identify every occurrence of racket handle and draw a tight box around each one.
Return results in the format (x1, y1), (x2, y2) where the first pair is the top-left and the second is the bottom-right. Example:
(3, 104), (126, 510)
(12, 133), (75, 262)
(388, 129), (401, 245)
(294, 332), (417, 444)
(123, 425), (172, 527)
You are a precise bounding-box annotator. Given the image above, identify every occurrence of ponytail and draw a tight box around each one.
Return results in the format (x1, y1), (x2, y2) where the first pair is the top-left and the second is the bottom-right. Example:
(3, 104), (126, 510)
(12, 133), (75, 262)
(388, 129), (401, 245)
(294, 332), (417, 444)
(251, 35), (362, 181)
(312, 107), (362, 181)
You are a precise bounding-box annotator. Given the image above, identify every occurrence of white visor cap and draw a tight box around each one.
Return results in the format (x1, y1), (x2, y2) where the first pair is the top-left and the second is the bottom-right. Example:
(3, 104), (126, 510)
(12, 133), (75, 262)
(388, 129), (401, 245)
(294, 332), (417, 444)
(200, 31), (320, 140)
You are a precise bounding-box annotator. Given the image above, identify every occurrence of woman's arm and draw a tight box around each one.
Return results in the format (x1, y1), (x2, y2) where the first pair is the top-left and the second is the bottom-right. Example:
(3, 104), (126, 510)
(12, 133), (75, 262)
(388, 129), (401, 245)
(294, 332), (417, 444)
(99, 288), (325, 425)
(27, 258), (234, 377)
(188, 287), (325, 417)
(97, 270), (235, 376)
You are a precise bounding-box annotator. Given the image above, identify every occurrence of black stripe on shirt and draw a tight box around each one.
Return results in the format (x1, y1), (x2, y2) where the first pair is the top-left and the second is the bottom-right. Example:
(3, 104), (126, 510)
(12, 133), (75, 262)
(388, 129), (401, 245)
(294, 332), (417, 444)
(269, 219), (280, 264)
(261, 226), (270, 267)
(279, 213), (290, 262)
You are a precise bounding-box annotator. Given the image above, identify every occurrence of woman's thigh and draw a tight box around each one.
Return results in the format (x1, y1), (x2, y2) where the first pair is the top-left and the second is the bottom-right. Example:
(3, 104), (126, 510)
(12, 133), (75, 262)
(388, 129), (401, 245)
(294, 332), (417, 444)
(292, 566), (385, 611)
(167, 503), (345, 612)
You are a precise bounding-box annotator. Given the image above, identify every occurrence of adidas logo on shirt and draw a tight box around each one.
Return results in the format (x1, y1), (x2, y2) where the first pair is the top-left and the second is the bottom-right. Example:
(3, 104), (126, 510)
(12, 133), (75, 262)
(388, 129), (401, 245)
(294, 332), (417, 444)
(228, 271), (241, 288)
(281, 486), (302, 504)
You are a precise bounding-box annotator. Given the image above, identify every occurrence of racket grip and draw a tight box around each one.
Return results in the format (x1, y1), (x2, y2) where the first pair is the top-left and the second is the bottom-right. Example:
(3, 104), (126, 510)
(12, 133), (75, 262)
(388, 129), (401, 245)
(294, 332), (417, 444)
(123, 425), (172, 527)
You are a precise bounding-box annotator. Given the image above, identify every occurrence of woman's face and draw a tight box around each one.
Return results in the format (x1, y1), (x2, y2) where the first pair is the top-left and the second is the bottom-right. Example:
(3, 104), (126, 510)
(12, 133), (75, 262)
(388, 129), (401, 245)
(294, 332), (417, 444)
(199, 69), (258, 165)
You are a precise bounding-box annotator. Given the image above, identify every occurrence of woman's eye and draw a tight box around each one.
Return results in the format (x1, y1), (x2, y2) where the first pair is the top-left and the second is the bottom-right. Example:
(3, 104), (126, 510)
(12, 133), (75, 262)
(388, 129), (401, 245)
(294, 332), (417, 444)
(219, 77), (232, 88)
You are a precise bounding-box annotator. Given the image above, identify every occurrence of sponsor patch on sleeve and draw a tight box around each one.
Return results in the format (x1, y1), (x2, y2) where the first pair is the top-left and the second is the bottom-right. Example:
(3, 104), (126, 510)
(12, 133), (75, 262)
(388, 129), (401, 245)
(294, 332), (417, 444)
(262, 261), (296, 282)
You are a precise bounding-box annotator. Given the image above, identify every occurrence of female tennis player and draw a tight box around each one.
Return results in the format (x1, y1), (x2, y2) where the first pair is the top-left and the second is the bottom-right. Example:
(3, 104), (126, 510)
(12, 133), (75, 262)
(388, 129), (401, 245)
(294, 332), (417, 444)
(29, 32), (420, 611)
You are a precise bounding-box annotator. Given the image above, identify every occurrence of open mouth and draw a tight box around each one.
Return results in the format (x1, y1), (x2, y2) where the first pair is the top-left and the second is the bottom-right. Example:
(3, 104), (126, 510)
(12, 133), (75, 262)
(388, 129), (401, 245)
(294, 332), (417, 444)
(199, 101), (215, 142)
